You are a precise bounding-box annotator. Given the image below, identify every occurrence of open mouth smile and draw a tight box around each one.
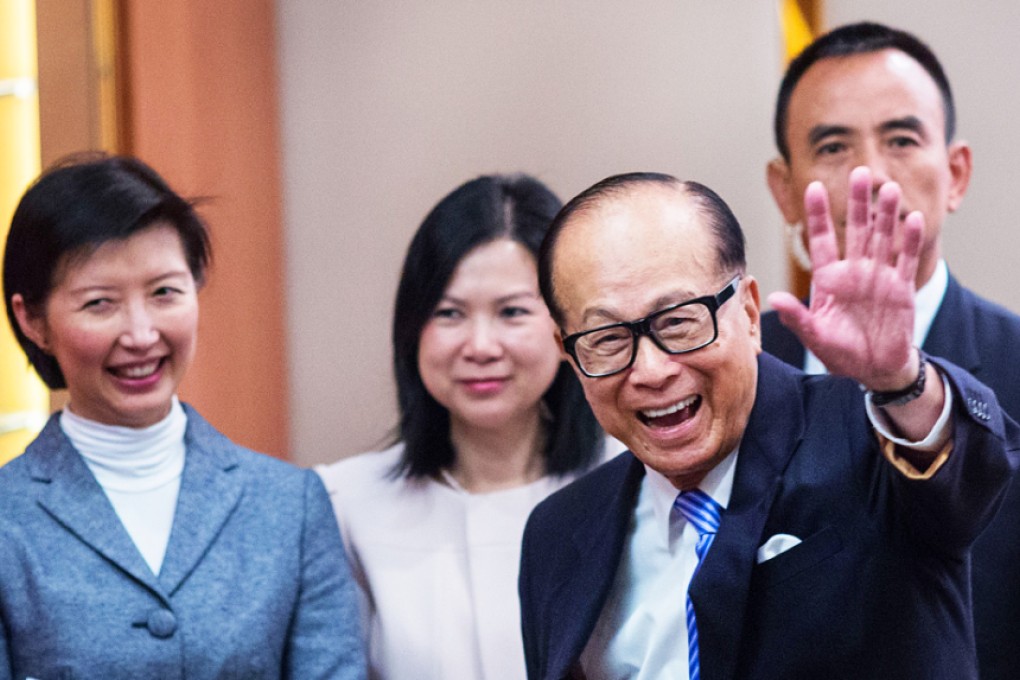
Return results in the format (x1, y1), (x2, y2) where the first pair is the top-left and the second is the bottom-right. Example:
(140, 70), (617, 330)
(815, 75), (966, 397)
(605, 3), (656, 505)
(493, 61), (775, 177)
(638, 395), (701, 428)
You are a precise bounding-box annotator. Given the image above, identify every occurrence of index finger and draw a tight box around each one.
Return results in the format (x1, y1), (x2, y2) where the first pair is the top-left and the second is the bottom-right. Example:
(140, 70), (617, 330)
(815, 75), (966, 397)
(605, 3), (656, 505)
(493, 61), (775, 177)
(804, 181), (840, 270)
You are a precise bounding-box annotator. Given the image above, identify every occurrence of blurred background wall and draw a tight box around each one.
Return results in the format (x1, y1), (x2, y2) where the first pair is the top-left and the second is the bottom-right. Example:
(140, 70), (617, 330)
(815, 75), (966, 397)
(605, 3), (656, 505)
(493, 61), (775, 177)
(4, 1), (1019, 467)
(277, 1), (1020, 466)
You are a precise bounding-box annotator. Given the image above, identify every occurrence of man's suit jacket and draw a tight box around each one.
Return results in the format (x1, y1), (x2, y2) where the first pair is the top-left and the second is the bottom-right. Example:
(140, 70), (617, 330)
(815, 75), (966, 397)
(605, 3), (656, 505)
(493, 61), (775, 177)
(519, 354), (1020, 680)
(762, 273), (1020, 679)
(0, 404), (366, 680)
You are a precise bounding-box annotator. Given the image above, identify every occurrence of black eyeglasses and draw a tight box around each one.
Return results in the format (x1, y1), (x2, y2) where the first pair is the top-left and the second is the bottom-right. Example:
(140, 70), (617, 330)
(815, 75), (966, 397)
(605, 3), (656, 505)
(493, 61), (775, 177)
(562, 276), (741, 378)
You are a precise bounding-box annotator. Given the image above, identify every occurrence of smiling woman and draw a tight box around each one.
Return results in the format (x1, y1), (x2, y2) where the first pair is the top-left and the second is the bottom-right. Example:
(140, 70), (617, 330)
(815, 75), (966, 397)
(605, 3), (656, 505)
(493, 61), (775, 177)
(0, 155), (366, 679)
(316, 173), (608, 680)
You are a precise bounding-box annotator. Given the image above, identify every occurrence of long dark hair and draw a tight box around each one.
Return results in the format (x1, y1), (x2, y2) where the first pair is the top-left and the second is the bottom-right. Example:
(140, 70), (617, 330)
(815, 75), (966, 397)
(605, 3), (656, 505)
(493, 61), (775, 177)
(391, 174), (601, 479)
(3, 154), (211, 389)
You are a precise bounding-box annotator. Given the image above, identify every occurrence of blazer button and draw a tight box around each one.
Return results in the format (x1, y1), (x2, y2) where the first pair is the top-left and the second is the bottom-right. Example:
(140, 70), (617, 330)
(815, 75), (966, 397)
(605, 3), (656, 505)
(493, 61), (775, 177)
(147, 609), (177, 639)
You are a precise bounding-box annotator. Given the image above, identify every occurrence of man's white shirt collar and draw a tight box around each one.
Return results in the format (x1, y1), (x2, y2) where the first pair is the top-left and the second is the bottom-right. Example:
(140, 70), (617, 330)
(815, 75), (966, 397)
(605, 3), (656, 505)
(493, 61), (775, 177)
(645, 447), (738, 547)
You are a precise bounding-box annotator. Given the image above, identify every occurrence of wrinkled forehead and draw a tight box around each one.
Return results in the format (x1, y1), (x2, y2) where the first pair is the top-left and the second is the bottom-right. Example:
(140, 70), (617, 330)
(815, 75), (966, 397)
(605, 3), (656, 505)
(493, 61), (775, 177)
(551, 186), (723, 325)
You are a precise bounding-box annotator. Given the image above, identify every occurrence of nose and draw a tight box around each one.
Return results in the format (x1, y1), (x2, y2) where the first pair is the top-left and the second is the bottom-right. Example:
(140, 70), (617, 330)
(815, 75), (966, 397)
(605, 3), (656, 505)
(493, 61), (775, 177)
(627, 335), (680, 388)
(859, 143), (893, 188)
(119, 302), (159, 350)
(463, 318), (503, 362)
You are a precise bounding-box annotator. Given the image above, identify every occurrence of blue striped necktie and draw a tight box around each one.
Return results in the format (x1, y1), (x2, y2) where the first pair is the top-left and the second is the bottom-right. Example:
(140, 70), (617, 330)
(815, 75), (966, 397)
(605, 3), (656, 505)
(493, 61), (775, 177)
(675, 489), (723, 680)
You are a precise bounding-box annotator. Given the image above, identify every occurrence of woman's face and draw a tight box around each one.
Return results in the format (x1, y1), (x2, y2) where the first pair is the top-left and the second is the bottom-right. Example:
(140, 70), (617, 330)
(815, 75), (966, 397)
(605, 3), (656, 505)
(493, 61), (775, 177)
(14, 223), (199, 428)
(417, 239), (562, 437)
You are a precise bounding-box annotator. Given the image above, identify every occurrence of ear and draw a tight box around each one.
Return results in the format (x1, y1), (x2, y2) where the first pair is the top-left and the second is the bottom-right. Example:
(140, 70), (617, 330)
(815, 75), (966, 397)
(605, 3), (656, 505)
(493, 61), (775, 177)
(741, 277), (763, 353)
(554, 327), (571, 362)
(766, 157), (802, 225)
(11, 294), (50, 353)
(946, 141), (972, 213)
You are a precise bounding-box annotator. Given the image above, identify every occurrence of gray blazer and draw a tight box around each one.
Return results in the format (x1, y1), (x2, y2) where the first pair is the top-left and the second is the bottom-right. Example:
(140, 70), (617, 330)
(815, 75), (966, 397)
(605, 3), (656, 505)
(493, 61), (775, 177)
(0, 404), (366, 680)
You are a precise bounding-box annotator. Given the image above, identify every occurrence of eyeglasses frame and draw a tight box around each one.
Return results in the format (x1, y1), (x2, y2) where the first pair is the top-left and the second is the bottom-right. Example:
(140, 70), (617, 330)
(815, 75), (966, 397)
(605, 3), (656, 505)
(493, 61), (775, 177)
(561, 275), (742, 378)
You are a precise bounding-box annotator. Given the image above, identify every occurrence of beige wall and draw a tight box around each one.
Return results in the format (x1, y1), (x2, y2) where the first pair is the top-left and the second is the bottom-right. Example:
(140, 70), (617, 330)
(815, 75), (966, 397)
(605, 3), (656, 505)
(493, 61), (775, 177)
(277, 2), (786, 466)
(277, 2), (1020, 467)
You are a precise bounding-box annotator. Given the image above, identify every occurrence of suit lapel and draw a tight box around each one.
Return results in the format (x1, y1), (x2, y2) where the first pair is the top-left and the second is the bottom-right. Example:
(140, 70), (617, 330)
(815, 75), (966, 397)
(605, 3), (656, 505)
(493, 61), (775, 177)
(157, 406), (244, 595)
(691, 354), (805, 680)
(27, 416), (164, 599)
(548, 454), (644, 679)
(923, 273), (980, 375)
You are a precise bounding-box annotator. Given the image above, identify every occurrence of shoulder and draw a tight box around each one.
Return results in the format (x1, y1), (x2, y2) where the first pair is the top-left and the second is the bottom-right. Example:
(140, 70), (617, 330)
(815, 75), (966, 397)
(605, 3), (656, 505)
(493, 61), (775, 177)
(527, 451), (641, 535)
(315, 444), (403, 497)
(955, 283), (1020, 336)
(181, 404), (315, 492)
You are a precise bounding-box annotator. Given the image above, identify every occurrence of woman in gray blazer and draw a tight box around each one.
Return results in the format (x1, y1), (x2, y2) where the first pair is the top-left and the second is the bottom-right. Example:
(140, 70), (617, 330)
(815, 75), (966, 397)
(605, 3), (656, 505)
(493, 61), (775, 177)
(0, 155), (366, 680)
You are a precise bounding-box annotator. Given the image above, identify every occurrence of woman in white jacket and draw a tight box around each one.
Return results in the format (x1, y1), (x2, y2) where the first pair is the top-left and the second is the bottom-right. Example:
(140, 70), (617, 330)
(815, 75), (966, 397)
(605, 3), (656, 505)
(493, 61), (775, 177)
(318, 174), (605, 680)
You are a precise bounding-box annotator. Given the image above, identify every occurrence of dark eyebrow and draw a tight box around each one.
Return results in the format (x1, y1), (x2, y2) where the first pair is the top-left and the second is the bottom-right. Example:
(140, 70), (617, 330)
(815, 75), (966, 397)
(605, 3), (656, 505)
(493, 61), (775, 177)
(807, 124), (851, 148)
(879, 116), (927, 138)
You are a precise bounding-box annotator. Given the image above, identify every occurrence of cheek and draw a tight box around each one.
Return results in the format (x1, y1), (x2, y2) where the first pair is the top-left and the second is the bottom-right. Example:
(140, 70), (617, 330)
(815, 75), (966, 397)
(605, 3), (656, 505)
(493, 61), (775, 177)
(579, 379), (624, 431)
(50, 324), (114, 368)
(416, 326), (454, 391)
(508, 328), (561, 385)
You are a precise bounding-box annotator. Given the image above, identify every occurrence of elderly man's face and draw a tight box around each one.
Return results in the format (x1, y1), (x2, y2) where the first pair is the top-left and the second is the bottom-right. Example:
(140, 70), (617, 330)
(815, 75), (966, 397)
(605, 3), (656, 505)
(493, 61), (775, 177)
(552, 185), (761, 489)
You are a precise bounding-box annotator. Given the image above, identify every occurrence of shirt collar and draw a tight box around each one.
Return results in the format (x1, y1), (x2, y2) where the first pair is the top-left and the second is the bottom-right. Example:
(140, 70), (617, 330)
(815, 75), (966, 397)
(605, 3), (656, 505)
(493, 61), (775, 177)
(644, 447), (739, 547)
(914, 258), (949, 345)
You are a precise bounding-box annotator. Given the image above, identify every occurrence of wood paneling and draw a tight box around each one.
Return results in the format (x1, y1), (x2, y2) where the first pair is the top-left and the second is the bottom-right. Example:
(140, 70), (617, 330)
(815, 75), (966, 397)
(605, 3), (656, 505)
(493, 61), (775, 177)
(121, 0), (289, 458)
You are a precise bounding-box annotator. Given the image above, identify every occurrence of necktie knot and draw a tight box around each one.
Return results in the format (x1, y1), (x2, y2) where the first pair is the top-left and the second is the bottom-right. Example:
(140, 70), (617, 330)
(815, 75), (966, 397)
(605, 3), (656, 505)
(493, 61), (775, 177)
(675, 488), (722, 538)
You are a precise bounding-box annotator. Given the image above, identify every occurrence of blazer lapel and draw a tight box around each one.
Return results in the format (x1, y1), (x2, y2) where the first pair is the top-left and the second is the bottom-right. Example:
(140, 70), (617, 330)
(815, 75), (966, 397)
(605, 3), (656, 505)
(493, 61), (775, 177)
(157, 406), (244, 595)
(27, 417), (164, 599)
(691, 354), (805, 680)
(547, 454), (644, 679)
(923, 273), (981, 375)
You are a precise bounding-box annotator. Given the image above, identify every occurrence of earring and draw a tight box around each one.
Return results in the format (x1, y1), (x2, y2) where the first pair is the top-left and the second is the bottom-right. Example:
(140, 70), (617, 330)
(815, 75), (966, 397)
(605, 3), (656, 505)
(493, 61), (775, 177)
(784, 222), (813, 273)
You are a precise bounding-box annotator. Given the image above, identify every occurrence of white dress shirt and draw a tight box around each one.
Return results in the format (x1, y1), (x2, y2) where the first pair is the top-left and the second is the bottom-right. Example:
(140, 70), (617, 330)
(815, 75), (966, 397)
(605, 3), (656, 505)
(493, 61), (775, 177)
(317, 444), (591, 680)
(579, 450), (738, 679)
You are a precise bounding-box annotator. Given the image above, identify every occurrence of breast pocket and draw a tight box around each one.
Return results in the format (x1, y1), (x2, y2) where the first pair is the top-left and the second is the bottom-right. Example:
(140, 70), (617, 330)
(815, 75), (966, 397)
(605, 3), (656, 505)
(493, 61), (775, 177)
(752, 526), (843, 590)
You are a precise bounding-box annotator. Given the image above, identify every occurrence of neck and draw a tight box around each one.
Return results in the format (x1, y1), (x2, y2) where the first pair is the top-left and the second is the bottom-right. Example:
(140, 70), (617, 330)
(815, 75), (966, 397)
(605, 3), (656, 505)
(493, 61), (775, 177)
(447, 410), (547, 493)
(914, 244), (941, 291)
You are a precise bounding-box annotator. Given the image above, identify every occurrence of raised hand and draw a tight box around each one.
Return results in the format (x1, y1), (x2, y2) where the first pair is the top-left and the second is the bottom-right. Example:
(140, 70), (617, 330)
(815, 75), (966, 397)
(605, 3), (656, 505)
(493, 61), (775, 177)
(767, 166), (924, 392)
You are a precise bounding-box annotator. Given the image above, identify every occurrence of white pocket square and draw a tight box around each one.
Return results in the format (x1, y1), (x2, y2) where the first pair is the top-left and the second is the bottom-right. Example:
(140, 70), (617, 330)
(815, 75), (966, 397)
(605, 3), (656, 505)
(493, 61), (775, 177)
(756, 533), (803, 564)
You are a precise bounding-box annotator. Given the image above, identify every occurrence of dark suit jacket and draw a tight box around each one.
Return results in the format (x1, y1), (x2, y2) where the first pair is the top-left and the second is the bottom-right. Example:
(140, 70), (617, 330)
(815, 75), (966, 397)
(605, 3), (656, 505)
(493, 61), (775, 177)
(519, 354), (1020, 680)
(0, 404), (366, 680)
(762, 273), (1020, 679)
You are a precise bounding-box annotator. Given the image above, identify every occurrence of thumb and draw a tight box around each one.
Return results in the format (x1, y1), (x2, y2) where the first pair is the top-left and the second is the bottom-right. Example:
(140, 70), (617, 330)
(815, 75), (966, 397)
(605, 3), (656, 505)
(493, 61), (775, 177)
(767, 292), (815, 346)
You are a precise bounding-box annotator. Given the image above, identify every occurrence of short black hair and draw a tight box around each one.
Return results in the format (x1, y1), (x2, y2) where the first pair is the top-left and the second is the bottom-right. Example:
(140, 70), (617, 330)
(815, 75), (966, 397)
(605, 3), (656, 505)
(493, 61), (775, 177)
(537, 172), (746, 326)
(3, 154), (211, 389)
(774, 21), (955, 161)
(392, 173), (602, 479)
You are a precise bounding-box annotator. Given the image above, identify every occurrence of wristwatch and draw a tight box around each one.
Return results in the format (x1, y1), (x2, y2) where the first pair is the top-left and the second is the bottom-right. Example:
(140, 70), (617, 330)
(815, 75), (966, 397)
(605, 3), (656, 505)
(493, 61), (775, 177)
(868, 350), (928, 407)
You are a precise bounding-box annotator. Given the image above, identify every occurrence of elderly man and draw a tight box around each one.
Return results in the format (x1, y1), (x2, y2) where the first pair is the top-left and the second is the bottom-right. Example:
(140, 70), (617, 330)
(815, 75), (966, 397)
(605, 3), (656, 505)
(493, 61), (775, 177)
(519, 170), (1018, 679)
(761, 23), (1020, 678)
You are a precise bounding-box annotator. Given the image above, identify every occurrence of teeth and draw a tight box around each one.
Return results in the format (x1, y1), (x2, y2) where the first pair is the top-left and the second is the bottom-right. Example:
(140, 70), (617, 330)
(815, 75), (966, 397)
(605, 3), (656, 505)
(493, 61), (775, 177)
(120, 361), (159, 379)
(642, 395), (697, 419)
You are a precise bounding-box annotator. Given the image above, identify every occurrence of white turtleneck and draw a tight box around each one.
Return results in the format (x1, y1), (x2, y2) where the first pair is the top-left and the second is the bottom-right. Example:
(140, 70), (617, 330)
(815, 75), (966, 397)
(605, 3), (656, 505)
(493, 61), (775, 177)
(60, 398), (187, 575)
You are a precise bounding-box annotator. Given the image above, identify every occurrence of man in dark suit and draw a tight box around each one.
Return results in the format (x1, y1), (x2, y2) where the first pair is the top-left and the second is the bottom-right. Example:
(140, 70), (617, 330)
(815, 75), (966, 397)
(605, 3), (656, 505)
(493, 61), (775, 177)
(520, 169), (1019, 679)
(761, 23), (1020, 678)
